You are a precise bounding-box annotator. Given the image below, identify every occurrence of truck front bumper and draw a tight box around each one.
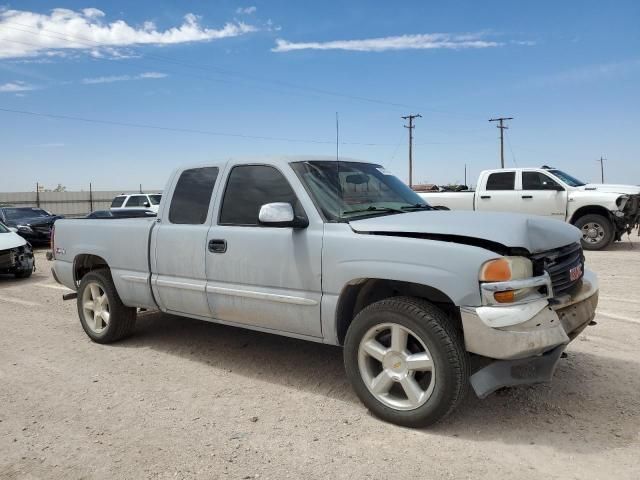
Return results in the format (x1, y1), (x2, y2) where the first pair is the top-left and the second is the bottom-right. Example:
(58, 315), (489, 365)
(460, 268), (599, 397)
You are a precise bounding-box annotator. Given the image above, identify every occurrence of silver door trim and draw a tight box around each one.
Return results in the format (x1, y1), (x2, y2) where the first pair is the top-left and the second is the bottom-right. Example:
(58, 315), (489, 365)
(205, 285), (318, 306)
(121, 274), (149, 284)
(156, 278), (206, 292)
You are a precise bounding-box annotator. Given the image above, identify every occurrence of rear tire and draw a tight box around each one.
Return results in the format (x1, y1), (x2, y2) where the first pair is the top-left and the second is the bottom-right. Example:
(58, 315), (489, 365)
(77, 269), (136, 343)
(574, 214), (614, 250)
(344, 297), (469, 428)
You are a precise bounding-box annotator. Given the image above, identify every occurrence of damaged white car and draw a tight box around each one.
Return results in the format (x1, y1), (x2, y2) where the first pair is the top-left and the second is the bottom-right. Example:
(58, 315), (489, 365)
(0, 221), (35, 278)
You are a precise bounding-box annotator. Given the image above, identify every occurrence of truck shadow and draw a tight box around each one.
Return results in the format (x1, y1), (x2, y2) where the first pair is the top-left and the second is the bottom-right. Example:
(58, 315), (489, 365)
(119, 311), (639, 453)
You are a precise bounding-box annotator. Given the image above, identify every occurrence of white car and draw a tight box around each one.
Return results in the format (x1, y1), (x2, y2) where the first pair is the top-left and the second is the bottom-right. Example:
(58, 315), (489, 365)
(0, 221), (34, 278)
(110, 193), (162, 213)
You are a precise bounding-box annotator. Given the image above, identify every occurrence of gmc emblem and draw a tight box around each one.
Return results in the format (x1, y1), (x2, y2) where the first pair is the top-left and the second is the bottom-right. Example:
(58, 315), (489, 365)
(569, 264), (583, 282)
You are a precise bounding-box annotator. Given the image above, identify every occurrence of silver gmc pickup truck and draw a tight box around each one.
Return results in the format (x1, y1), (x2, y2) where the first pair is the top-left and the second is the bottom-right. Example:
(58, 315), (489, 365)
(51, 157), (599, 427)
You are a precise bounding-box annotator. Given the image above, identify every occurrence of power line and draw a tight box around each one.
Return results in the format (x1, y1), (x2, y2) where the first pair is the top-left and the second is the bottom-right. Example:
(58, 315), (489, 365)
(488, 116), (513, 168)
(505, 130), (518, 167)
(402, 113), (421, 187)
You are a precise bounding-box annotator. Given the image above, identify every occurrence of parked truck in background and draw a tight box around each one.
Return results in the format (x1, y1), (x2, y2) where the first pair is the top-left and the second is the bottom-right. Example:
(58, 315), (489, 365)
(417, 166), (640, 250)
(51, 157), (599, 427)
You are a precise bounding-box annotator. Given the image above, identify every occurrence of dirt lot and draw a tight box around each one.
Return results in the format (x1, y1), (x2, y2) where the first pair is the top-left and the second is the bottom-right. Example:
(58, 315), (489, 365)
(1, 240), (639, 479)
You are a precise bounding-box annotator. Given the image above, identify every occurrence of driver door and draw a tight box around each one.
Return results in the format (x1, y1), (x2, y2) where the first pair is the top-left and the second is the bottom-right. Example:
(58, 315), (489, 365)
(518, 171), (568, 219)
(204, 163), (323, 337)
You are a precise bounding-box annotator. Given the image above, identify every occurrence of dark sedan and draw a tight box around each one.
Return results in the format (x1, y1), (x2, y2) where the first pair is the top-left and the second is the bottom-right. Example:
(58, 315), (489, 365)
(0, 207), (63, 245)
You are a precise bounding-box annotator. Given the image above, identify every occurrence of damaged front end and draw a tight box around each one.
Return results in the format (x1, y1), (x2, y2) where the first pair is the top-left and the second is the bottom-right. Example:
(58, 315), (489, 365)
(613, 194), (640, 239)
(0, 243), (35, 276)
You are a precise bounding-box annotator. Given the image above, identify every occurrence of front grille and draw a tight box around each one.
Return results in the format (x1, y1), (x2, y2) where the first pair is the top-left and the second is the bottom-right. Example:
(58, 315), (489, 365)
(532, 242), (584, 297)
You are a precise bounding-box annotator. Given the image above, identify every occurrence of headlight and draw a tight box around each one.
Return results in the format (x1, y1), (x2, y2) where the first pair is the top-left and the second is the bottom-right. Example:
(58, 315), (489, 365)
(480, 257), (537, 304)
(479, 257), (532, 282)
(17, 224), (33, 233)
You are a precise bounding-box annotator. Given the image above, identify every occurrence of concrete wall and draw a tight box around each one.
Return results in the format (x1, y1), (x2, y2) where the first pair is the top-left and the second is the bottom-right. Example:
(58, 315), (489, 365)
(0, 190), (162, 217)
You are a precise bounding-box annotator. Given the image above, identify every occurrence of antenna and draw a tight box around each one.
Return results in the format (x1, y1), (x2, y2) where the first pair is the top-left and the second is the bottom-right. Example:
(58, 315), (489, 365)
(335, 112), (339, 161)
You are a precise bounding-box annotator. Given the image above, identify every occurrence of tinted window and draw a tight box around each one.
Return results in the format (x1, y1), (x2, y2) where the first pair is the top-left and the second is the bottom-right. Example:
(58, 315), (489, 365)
(149, 194), (162, 205)
(522, 172), (561, 190)
(3, 208), (51, 221)
(220, 165), (303, 226)
(111, 196), (125, 208)
(486, 172), (515, 191)
(169, 167), (219, 224)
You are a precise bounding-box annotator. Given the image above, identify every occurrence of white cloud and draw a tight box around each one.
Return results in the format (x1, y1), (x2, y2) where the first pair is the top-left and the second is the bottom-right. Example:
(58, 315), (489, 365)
(0, 8), (258, 59)
(528, 59), (640, 87)
(236, 6), (257, 15)
(0, 80), (36, 92)
(81, 72), (168, 84)
(272, 33), (502, 52)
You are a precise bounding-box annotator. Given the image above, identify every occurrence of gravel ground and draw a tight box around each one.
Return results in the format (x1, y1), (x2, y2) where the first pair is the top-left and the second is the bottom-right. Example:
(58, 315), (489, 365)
(1, 239), (639, 479)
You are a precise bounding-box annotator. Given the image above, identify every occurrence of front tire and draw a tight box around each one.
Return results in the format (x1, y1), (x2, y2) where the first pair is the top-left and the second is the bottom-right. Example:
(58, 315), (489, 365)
(77, 269), (136, 343)
(574, 214), (614, 250)
(14, 268), (32, 279)
(344, 297), (469, 428)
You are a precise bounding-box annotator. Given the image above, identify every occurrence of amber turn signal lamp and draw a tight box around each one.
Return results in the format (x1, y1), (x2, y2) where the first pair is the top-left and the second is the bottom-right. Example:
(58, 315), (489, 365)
(493, 291), (515, 303)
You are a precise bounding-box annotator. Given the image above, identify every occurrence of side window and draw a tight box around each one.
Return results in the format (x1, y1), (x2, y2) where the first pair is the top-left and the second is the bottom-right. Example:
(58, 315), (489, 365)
(219, 165), (303, 226)
(169, 167), (219, 224)
(111, 196), (125, 208)
(485, 172), (515, 191)
(125, 195), (145, 208)
(522, 172), (561, 190)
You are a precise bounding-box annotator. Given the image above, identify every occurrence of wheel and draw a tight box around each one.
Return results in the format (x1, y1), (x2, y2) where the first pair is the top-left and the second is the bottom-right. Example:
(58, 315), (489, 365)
(14, 268), (32, 279)
(574, 214), (614, 250)
(344, 297), (469, 428)
(77, 269), (136, 343)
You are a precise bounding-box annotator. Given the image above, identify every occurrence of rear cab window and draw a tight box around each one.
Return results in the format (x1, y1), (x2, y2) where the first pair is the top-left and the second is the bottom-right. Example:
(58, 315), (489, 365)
(111, 196), (125, 208)
(169, 167), (219, 224)
(485, 172), (515, 190)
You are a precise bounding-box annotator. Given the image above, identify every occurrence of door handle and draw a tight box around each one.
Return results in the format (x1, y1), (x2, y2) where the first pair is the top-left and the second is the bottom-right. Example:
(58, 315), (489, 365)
(480, 195), (491, 199)
(521, 195), (533, 199)
(208, 239), (227, 253)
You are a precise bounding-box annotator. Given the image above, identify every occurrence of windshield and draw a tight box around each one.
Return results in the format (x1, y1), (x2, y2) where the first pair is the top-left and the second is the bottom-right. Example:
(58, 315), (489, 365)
(0, 221), (9, 233)
(291, 161), (429, 221)
(3, 207), (52, 221)
(149, 194), (162, 205)
(548, 169), (586, 187)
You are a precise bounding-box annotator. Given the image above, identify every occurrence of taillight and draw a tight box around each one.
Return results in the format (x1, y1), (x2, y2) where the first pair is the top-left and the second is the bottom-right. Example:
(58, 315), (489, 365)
(50, 225), (55, 259)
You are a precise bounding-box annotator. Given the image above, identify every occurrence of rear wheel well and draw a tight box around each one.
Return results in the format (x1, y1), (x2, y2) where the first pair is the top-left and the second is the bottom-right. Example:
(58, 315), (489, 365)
(570, 205), (613, 225)
(335, 279), (459, 345)
(74, 254), (109, 287)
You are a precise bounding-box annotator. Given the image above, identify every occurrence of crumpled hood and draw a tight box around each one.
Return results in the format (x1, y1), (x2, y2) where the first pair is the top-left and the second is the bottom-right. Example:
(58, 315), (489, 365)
(579, 184), (640, 195)
(349, 211), (581, 254)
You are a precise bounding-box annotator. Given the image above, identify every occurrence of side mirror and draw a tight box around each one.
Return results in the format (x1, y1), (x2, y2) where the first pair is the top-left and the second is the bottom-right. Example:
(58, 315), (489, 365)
(551, 184), (564, 191)
(258, 202), (308, 229)
(143, 202), (151, 207)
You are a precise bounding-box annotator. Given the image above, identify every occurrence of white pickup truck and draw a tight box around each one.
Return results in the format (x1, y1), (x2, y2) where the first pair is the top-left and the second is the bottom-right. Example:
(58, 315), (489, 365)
(418, 166), (640, 250)
(51, 157), (599, 427)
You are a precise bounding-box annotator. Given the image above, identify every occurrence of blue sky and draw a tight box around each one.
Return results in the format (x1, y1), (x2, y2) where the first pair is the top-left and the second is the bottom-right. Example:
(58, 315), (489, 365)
(0, 0), (638, 191)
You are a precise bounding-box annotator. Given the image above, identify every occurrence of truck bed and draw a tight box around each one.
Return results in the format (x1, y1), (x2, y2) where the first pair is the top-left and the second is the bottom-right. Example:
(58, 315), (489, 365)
(52, 217), (157, 308)
(417, 191), (475, 210)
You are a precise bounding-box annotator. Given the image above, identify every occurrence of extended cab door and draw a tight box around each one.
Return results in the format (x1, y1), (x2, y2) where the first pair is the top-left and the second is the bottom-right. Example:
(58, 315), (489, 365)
(518, 170), (568, 219)
(475, 170), (519, 212)
(150, 166), (221, 318)
(204, 163), (323, 337)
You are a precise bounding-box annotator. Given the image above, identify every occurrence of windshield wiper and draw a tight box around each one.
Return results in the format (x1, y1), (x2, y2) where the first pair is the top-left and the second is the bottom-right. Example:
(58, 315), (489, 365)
(400, 203), (433, 211)
(341, 206), (405, 216)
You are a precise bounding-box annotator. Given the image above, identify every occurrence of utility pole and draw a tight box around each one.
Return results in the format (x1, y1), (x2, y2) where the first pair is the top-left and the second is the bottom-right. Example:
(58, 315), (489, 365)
(402, 113), (421, 187)
(464, 164), (467, 187)
(596, 156), (606, 183)
(488, 117), (513, 168)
